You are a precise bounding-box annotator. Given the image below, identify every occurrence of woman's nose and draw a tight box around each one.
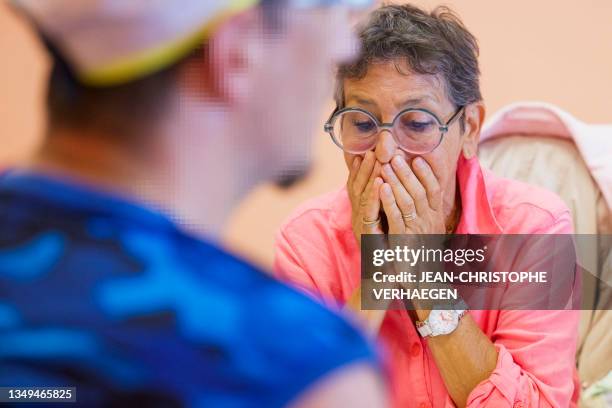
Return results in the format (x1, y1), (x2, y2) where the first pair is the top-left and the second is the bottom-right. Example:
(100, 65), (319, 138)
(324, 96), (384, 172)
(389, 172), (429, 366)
(374, 130), (400, 164)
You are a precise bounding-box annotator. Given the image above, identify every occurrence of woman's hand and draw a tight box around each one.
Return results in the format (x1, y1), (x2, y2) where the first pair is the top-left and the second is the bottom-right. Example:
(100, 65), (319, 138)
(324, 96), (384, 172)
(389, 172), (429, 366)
(380, 155), (446, 234)
(347, 151), (384, 245)
(345, 151), (388, 336)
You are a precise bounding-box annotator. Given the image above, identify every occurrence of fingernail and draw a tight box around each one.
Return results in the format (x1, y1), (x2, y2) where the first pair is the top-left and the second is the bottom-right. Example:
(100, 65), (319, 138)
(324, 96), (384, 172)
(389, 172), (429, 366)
(413, 157), (426, 168)
(383, 164), (392, 175)
(392, 155), (404, 166)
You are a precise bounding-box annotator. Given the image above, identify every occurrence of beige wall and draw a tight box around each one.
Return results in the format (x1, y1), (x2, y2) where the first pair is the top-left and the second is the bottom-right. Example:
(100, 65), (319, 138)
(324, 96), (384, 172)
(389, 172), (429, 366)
(1, 1), (611, 269)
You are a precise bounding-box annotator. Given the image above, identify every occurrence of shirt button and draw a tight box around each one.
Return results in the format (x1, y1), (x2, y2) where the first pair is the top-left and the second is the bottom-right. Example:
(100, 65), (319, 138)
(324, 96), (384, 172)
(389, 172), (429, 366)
(411, 342), (421, 357)
(418, 402), (431, 408)
(513, 402), (524, 408)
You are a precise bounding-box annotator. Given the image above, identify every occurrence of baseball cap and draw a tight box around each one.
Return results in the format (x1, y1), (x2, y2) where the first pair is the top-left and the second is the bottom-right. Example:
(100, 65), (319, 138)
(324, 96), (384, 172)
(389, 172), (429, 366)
(12, 0), (372, 87)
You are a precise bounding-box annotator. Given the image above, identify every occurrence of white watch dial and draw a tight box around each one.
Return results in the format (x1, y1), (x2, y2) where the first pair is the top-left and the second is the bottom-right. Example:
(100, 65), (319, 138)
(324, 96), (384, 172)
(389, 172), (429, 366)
(428, 309), (459, 335)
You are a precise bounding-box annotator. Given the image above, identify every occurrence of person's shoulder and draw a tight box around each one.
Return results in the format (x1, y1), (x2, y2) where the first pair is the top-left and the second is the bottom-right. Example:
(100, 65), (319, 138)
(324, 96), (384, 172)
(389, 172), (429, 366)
(189, 239), (378, 398)
(279, 186), (351, 237)
(188, 238), (370, 346)
(484, 168), (573, 233)
(283, 186), (349, 224)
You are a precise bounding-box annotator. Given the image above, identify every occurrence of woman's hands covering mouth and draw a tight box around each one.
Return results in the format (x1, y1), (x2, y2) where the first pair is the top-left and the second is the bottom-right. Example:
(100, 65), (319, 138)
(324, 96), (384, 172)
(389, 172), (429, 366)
(379, 155), (446, 235)
(347, 151), (446, 247)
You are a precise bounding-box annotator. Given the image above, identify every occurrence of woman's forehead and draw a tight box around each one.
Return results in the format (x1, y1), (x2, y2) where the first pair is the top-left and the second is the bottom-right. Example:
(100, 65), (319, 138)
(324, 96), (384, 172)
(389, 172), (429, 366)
(344, 64), (447, 110)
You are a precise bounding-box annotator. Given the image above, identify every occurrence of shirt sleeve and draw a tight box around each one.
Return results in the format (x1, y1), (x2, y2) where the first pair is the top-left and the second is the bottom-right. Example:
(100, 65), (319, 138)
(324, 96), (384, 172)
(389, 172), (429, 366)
(465, 212), (580, 407)
(274, 227), (321, 299)
(274, 230), (343, 309)
(465, 310), (579, 407)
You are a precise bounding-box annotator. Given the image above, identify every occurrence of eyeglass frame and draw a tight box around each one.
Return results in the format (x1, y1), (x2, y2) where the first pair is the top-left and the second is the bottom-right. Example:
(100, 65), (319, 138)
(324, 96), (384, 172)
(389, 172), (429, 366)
(323, 105), (466, 154)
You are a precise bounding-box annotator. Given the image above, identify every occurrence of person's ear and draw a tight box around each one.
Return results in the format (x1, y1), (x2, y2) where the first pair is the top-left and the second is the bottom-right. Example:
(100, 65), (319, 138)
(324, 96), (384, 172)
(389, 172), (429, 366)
(179, 9), (261, 104)
(460, 102), (485, 159)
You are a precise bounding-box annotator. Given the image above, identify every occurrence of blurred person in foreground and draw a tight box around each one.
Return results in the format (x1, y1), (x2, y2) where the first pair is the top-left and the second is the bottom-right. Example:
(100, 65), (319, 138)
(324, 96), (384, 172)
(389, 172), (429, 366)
(274, 4), (580, 408)
(0, 0), (387, 407)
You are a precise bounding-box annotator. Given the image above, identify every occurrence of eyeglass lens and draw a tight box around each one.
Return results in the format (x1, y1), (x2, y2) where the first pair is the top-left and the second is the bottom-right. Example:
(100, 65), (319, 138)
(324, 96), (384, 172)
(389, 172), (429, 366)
(332, 110), (441, 154)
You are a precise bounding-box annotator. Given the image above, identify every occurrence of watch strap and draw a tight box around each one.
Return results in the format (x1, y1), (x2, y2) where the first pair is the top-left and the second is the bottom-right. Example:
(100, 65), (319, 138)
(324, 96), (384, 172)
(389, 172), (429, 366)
(416, 321), (432, 337)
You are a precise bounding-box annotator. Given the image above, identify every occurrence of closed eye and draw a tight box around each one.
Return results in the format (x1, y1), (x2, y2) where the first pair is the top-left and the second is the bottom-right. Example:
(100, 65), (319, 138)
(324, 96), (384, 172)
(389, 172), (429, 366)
(352, 120), (376, 133)
(402, 120), (434, 133)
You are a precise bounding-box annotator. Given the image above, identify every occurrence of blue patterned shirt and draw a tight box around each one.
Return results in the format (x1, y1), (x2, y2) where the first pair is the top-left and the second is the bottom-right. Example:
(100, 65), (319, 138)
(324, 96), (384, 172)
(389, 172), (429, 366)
(0, 171), (377, 407)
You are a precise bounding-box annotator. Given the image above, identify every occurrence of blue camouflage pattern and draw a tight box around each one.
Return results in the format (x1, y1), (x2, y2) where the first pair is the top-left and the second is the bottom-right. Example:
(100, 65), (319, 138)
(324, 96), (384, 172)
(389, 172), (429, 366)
(0, 171), (377, 407)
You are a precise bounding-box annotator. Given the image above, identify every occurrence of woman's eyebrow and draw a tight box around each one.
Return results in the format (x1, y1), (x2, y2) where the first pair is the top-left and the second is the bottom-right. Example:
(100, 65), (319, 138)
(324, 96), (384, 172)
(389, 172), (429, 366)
(396, 95), (434, 108)
(346, 95), (377, 106)
(345, 94), (435, 108)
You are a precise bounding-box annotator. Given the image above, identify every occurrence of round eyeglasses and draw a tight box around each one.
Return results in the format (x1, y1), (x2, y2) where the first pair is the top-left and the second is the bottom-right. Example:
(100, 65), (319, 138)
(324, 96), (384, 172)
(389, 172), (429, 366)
(324, 105), (465, 155)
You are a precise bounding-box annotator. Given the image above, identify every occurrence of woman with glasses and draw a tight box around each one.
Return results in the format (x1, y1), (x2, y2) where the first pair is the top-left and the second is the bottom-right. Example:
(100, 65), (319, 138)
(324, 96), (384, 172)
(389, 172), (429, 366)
(274, 4), (579, 408)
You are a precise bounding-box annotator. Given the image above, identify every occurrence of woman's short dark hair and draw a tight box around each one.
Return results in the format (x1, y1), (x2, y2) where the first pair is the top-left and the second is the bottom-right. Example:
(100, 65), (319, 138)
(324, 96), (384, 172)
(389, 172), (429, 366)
(335, 4), (482, 114)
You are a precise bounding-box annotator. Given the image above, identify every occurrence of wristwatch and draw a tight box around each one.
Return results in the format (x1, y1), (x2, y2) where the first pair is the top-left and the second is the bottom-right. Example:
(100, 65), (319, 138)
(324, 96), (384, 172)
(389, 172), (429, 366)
(416, 301), (468, 338)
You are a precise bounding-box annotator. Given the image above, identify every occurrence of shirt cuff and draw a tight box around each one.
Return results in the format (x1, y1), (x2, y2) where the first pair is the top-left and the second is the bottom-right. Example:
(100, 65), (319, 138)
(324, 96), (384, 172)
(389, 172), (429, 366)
(466, 343), (522, 407)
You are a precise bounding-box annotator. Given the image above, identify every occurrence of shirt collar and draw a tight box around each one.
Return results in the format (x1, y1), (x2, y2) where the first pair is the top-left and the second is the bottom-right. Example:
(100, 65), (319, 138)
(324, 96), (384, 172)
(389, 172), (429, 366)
(455, 155), (503, 234)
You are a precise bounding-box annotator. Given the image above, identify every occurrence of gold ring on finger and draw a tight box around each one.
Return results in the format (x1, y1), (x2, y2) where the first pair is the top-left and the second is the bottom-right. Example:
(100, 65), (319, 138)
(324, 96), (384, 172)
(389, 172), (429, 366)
(362, 217), (381, 226)
(402, 212), (417, 222)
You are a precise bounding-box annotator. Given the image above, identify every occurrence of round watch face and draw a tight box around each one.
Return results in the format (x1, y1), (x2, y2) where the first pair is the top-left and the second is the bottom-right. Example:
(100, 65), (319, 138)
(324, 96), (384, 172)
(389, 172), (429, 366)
(429, 310), (459, 335)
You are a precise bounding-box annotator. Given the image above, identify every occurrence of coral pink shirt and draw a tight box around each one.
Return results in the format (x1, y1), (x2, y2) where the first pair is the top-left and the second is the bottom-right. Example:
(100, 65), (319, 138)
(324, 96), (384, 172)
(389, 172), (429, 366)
(274, 156), (579, 408)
